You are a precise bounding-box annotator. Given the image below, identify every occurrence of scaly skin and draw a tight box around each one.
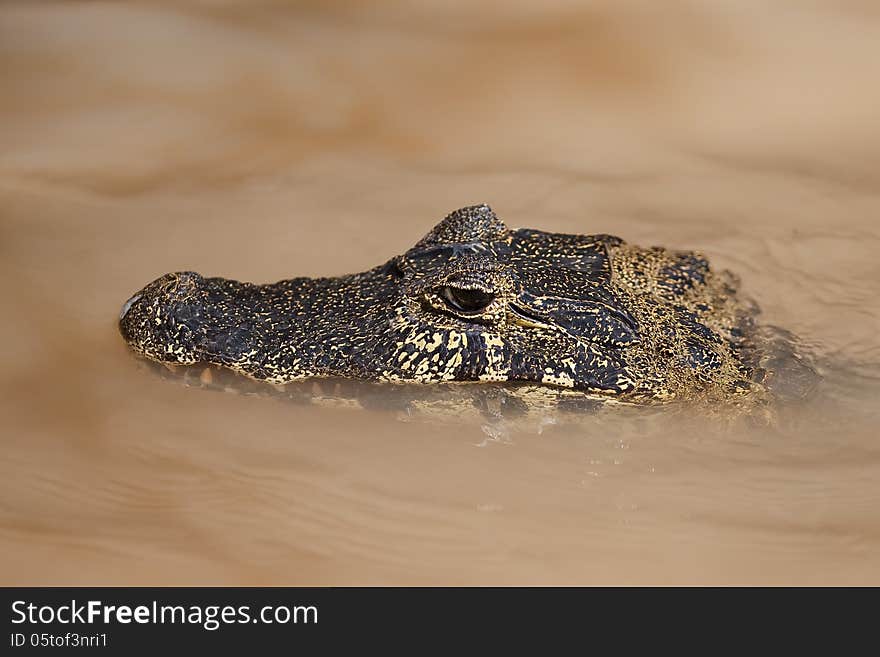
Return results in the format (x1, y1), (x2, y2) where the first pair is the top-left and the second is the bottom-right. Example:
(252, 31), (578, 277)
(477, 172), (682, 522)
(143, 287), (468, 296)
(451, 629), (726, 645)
(119, 205), (757, 400)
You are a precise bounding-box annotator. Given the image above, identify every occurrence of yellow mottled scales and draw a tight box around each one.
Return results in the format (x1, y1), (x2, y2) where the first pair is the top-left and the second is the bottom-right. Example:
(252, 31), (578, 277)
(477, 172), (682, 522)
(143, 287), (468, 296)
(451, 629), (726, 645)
(604, 243), (754, 400)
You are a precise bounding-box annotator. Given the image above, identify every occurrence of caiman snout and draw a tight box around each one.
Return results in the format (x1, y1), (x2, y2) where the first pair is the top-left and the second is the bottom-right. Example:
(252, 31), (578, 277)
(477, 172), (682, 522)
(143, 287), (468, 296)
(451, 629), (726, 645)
(119, 292), (142, 321)
(118, 271), (207, 364)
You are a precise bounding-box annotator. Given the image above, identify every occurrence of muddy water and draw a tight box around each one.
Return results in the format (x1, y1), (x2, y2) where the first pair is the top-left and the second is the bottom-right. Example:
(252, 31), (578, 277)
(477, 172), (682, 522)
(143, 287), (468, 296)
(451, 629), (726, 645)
(2, 1), (879, 585)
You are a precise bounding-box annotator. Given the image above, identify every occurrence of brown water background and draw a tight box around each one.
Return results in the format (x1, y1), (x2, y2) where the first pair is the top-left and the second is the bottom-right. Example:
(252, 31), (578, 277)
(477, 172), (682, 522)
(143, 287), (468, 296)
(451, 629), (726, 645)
(2, 1), (879, 585)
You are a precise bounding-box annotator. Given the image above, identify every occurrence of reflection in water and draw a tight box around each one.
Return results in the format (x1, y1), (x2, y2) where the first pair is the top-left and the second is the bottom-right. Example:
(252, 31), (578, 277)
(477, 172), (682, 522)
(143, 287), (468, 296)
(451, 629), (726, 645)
(1, 1), (879, 585)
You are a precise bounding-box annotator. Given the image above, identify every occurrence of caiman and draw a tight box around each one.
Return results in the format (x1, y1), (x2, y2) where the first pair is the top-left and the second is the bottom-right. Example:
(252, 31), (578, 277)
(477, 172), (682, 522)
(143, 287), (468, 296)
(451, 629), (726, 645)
(119, 204), (777, 409)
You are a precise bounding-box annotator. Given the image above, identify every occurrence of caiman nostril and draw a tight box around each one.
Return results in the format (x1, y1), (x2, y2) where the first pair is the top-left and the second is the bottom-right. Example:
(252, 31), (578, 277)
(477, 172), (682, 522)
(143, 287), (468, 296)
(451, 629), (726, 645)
(119, 293), (141, 321)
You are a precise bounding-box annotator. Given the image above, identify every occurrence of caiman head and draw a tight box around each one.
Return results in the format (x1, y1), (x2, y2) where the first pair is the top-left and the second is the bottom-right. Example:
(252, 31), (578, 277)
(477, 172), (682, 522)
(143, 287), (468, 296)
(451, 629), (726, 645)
(119, 204), (753, 398)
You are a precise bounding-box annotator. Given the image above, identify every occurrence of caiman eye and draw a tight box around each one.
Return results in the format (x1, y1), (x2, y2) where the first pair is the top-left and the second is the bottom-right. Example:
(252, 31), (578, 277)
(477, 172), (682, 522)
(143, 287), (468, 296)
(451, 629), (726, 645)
(441, 286), (495, 313)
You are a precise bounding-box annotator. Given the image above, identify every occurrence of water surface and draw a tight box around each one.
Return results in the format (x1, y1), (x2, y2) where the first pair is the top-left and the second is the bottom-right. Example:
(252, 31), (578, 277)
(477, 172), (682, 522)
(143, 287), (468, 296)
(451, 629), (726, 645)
(1, 1), (879, 585)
